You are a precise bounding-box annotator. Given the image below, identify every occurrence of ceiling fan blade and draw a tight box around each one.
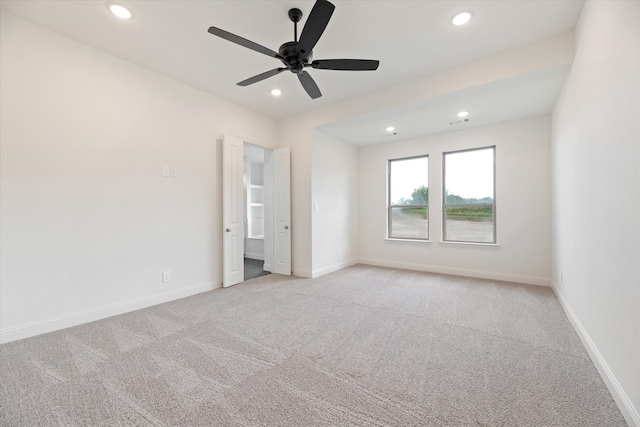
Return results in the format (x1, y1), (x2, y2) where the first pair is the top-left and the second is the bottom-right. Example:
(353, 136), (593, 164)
(311, 59), (380, 71)
(237, 68), (287, 87)
(208, 26), (280, 59)
(297, 0), (335, 55)
(297, 71), (322, 99)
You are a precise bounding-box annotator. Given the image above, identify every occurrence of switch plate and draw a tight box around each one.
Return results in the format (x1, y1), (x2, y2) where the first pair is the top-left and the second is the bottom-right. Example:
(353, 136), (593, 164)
(313, 201), (319, 210)
(162, 271), (171, 282)
(170, 168), (177, 177)
(162, 166), (171, 177)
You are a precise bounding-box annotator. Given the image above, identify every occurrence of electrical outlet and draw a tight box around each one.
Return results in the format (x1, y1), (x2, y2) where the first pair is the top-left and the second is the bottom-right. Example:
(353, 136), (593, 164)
(162, 271), (171, 282)
(337, 249), (341, 257)
(162, 166), (171, 177)
(560, 272), (564, 284)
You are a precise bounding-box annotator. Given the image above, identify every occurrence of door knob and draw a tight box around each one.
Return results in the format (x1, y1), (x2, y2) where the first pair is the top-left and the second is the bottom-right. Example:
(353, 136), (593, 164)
(284, 226), (289, 229)
(226, 228), (231, 232)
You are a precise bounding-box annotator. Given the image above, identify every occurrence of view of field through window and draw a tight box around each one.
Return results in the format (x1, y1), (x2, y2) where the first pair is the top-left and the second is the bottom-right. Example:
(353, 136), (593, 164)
(388, 148), (495, 243)
(389, 156), (428, 239)
(444, 147), (495, 243)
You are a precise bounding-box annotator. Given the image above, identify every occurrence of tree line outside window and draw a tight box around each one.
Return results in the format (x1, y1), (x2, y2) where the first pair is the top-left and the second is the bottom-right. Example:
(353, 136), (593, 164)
(388, 146), (495, 243)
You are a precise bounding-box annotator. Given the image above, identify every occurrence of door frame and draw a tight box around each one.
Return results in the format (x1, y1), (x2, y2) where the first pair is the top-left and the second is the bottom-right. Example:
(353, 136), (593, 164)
(222, 135), (291, 287)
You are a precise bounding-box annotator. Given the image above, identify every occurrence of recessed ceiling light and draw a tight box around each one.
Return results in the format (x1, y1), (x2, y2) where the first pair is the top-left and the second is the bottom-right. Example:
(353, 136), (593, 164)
(108, 3), (132, 20)
(385, 126), (395, 132)
(457, 111), (469, 118)
(452, 12), (471, 26)
(270, 89), (282, 96)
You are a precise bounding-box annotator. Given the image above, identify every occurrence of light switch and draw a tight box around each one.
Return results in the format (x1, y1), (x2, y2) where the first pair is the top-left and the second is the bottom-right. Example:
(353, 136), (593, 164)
(313, 201), (319, 210)
(162, 166), (171, 177)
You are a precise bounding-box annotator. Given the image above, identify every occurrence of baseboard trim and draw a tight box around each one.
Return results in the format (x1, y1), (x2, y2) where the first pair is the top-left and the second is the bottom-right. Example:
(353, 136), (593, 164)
(552, 282), (640, 427)
(0, 281), (218, 345)
(244, 253), (264, 261)
(312, 259), (359, 278)
(358, 258), (550, 286)
(292, 269), (312, 278)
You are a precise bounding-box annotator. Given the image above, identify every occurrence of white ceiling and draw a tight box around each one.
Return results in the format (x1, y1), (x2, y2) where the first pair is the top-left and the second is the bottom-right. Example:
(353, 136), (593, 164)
(0, 0), (584, 142)
(319, 63), (572, 145)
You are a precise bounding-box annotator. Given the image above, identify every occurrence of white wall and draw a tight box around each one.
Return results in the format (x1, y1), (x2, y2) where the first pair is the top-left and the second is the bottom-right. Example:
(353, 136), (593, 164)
(359, 116), (552, 286)
(0, 12), (276, 343)
(311, 130), (359, 276)
(551, 1), (640, 424)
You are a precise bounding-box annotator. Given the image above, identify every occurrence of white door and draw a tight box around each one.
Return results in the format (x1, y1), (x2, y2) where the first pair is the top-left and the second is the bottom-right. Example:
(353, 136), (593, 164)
(223, 134), (244, 287)
(273, 147), (291, 275)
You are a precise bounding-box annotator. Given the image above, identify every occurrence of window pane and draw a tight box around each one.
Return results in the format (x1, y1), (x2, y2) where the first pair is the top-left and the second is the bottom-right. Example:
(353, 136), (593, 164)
(444, 148), (493, 203)
(444, 206), (494, 243)
(390, 207), (428, 239)
(443, 147), (495, 243)
(389, 156), (429, 240)
(390, 157), (428, 205)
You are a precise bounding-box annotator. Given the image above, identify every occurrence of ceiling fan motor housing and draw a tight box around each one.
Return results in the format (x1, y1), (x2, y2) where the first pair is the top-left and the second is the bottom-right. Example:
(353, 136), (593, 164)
(279, 41), (312, 74)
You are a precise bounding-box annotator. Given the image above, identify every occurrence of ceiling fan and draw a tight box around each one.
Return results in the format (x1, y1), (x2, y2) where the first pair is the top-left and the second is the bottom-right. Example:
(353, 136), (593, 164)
(207, 0), (380, 99)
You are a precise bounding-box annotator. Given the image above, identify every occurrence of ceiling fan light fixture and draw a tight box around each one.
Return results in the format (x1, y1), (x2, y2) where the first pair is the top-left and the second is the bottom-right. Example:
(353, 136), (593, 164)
(270, 89), (282, 96)
(452, 12), (471, 26)
(385, 126), (395, 132)
(457, 111), (469, 118)
(108, 3), (133, 20)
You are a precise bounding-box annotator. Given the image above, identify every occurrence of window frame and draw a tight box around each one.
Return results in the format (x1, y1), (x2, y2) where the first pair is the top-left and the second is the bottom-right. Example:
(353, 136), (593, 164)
(442, 146), (496, 244)
(387, 154), (429, 241)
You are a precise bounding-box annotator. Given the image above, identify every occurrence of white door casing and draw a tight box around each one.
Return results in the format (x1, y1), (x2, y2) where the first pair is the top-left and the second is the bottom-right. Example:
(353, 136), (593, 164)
(273, 147), (291, 275)
(223, 134), (244, 287)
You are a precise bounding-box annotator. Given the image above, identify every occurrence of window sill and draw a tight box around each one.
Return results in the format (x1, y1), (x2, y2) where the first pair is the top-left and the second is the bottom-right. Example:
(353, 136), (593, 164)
(439, 241), (500, 247)
(385, 238), (431, 244)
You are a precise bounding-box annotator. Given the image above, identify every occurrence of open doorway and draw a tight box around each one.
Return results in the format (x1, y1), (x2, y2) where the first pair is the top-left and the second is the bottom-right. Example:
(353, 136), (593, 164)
(243, 143), (272, 280)
(223, 134), (290, 287)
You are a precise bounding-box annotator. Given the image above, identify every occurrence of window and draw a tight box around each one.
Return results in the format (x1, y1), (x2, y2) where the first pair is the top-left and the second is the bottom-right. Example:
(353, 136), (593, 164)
(443, 146), (495, 243)
(388, 156), (429, 240)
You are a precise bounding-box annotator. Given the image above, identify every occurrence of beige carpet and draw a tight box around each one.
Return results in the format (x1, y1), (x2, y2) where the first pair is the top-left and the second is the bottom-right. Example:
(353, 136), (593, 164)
(0, 265), (627, 426)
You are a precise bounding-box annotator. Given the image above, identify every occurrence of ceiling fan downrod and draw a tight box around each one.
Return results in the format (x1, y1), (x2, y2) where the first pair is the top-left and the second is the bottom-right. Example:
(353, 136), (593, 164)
(288, 8), (303, 42)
